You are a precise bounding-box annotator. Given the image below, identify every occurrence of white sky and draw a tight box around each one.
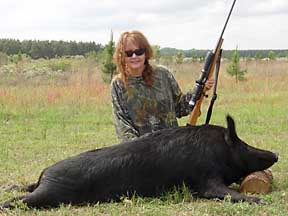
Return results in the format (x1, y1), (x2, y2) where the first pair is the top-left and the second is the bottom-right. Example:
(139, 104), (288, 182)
(1, 0), (287, 50)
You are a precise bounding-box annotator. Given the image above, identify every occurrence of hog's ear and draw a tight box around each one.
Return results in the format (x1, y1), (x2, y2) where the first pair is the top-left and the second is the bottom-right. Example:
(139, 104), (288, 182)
(224, 115), (238, 145)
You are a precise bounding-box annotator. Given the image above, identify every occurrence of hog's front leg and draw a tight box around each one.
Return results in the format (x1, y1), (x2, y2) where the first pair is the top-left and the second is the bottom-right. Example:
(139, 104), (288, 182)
(198, 181), (263, 204)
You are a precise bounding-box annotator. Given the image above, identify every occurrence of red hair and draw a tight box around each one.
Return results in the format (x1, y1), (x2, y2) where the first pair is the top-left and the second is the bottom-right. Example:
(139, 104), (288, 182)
(113, 30), (154, 86)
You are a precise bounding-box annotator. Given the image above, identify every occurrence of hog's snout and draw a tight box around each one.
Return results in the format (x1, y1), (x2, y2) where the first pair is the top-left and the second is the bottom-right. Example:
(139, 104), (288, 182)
(273, 152), (279, 162)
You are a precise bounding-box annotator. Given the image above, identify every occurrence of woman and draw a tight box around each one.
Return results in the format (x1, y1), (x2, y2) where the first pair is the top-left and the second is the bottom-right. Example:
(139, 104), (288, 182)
(111, 30), (213, 142)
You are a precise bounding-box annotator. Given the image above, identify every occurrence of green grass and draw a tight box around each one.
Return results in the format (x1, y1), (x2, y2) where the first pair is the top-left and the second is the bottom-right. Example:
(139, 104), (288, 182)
(0, 59), (288, 215)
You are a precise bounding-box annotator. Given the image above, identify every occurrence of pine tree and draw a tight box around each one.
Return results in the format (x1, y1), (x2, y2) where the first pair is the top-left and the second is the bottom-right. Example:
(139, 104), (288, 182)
(101, 31), (116, 83)
(226, 46), (247, 82)
(175, 51), (184, 64)
(268, 50), (276, 60)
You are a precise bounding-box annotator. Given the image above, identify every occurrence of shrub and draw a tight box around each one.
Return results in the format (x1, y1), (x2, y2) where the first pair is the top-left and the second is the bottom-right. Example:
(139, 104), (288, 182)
(48, 58), (72, 72)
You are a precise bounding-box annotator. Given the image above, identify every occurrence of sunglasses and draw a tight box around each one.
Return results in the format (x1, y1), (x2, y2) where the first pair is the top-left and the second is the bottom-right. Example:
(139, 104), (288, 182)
(124, 48), (145, 57)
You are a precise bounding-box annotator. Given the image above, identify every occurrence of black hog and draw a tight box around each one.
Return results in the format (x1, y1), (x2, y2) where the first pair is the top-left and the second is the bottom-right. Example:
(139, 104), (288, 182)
(0, 116), (278, 209)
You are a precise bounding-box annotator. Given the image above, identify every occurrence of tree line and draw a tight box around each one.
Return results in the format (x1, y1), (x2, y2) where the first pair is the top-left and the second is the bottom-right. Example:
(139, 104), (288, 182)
(160, 47), (288, 59)
(1, 38), (288, 60)
(0, 39), (103, 59)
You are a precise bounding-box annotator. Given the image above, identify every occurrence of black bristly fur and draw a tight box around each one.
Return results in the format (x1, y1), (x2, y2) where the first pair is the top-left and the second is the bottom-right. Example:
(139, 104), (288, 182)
(0, 115), (278, 209)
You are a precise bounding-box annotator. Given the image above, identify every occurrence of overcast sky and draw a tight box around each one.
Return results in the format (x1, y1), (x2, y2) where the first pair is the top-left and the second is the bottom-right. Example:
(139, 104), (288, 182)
(1, 0), (287, 50)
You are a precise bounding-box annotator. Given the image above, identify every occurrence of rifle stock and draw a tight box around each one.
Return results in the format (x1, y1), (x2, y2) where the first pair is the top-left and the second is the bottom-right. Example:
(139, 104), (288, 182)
(187, 38), (223, 125)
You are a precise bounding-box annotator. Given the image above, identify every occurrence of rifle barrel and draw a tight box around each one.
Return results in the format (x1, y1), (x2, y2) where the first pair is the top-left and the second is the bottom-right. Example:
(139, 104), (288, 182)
(214, 0), (237, 52)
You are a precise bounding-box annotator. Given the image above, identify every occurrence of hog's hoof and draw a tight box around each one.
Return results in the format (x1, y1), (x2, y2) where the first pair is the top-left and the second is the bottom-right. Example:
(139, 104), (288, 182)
(247, 196), (266, 205)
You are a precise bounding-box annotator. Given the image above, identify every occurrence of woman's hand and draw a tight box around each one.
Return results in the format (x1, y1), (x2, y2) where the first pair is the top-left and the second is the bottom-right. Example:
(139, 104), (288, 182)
(186, 78), (215, 103)
(205, 78), (215, 90)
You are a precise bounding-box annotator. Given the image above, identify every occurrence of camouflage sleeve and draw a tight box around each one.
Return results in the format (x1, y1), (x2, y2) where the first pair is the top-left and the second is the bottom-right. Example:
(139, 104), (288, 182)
(110, 79), (140, 142)
(165, 69), (193, 118)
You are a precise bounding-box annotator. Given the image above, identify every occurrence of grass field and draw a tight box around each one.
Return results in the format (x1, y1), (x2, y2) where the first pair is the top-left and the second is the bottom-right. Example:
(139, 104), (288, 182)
(0, 58), (287, 215)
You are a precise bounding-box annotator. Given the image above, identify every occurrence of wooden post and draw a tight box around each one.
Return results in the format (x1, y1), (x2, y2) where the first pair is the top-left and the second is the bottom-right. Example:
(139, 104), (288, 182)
(239, 170), (273, 194)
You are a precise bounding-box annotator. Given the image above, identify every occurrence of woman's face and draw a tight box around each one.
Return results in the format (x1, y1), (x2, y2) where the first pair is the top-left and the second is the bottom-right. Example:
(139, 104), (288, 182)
(124, 39), (146, 77)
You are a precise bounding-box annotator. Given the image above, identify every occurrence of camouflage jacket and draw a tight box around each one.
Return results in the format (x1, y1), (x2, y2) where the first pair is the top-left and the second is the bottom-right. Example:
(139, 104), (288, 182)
(110, 65), (193, 142)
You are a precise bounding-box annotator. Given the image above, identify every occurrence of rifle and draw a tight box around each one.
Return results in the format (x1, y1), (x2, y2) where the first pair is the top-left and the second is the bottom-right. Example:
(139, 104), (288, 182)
(187, 0), (237, 126)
